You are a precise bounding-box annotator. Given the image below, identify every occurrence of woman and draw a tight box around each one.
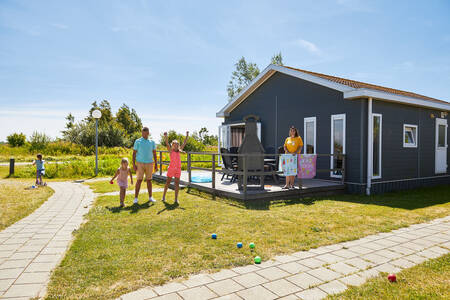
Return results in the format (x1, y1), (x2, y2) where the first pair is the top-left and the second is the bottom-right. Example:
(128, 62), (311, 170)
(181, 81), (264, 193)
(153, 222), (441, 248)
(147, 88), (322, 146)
(283, 126), (303, 189)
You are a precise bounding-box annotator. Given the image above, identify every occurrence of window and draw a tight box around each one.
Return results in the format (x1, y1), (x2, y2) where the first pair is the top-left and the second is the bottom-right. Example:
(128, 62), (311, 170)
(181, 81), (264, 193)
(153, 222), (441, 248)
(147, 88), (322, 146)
(403, 124), (418, 148)
(304, 117), (316, 154)
(438, 124), (446, 148)
(330, 114), (346, 178)
(372, 114), (382, 179)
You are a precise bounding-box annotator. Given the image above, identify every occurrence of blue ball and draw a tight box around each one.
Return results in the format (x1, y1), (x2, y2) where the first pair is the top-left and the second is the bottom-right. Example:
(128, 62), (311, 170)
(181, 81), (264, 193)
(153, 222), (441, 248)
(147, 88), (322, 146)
(211, 233), (217, 239)
(237, 242), (243, 248)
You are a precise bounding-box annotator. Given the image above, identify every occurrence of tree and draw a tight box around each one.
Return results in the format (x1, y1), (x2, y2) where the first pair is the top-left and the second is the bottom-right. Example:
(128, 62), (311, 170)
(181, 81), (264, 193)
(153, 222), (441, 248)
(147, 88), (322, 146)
(227, 57), (260, 101)
(86, 100), (113, 126)
(61, 113), (75, 135)
(160, 130), (205, 152)
(29, 131), (52, 150)
(7, 133), (26, 147)
(116, 104), (142, 136)
(271, 52), (283, 65)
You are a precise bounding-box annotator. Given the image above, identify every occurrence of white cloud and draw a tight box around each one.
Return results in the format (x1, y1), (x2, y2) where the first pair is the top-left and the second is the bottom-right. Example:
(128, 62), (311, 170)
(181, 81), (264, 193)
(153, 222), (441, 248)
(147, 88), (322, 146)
(294, 39), (321, 55)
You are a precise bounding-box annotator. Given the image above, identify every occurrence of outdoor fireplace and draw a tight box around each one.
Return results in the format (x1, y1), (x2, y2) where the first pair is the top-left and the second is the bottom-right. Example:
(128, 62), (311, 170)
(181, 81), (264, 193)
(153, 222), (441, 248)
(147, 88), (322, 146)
(237, 115), (265, 190)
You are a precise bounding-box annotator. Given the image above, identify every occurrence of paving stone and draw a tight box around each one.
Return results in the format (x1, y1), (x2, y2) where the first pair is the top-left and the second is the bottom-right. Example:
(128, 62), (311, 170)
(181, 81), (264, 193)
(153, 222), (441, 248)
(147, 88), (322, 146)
(256, 266), (290, 280)
(236, 285), (277, 300)
(0, 259), (31, 270)
(375, 249), (403, 259)
(298, 257), (325, 268)
(389, 245), (416, 255)
(33, 254), (62, 263)
(0, 250), (14, 258)
(315, 253), (343, 264)
(151, 293), (183, 300)
(332, 249), (359, 259)
(291, 251), (316, 259)
(0, 278), (14, 292)
(359, 242), (385, 251)
(213, 294), (242, 300)
(278, 261), (310, 274)
(273, 255), (299, 263)
(402, 242), (426, 251)
(177, 285), (217, 300)
(324, 244), (344, 251)
(256, 259), (281, 268)
(277, 295), (298, 300)
(307, 267), (341, 282)
(0, 244), (22, 251)
(403, 254), (427, 264)
(0, 267), (23, 279)
(390, 258), (416, 269)
(25, 262), (58, 273)
(359, 268), (380, 280)
(3, 238), (28, 245)
(361, 253), (390, 264)
(120, 287), (157, 300)
(374, 263), (401, 274)
(207, 279), (244, 296)
(427, 246), (449, 255)
(263, 278), (301, 297)
(210, 269), (238, 281)
(1, 283), (42, 298)
(232, 265), (260, 274)
(417, 249), (442, 259)
(233, 272), (268, 288)
(308, 247), (330, 255)
(386, 235), (410, 243)
(8, 251), (39, 260)
(296, 287), (328, 300)
(328, 262), (359, 275)
(183, 274), (214, 288)
(286, 273), (323, 289)
(318, 280), (347, 295)
(373, 239), (398, 248)
(338, 273), (366, 286)
(345, 245), (372, 255)
(40, 247), (66, 255)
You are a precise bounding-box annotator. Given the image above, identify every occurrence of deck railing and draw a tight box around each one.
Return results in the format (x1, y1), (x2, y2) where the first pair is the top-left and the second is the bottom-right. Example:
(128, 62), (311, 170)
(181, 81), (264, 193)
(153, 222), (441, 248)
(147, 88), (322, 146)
(156, 150), (346, 198)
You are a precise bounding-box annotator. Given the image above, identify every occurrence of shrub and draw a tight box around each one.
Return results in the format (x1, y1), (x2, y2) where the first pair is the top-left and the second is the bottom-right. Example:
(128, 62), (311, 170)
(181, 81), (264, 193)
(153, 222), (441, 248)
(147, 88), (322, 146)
(7, 133), (26, 147)
(29, 131), (52, 150)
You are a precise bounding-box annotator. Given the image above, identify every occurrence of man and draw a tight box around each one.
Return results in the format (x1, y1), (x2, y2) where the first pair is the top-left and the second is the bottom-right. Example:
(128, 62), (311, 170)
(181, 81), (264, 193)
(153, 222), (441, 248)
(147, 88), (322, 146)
(133, 127), (158, 204)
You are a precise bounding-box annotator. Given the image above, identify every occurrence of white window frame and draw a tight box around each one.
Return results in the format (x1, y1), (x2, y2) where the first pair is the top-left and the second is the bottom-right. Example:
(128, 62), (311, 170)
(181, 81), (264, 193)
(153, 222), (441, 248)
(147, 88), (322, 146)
(303, 117), (317, 154)
(372, 113), (382, 179)
(403, 124), (418, 148)
(330, 114), (346, 178)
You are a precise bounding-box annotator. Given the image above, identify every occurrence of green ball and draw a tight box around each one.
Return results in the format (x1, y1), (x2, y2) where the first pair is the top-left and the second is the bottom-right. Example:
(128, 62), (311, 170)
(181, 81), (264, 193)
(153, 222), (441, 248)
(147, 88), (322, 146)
(249, 242), (255, 249)
(254, 256), (261, 264)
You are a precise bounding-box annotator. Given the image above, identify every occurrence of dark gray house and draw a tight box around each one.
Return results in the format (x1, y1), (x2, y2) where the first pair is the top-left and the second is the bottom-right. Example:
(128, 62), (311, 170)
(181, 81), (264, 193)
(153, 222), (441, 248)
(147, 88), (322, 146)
(217, 64), (450, 194)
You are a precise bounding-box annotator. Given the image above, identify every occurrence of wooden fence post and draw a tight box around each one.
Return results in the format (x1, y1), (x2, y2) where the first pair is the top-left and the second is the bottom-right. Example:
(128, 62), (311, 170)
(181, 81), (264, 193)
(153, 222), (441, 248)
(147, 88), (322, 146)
(243, 155), (247, 200)
(187, 152), (192, 185)
(341, 154), (346, 184)
(159, 151), (162, 176)
(211, 153), (216, 190)
(9, 158), (14, 176)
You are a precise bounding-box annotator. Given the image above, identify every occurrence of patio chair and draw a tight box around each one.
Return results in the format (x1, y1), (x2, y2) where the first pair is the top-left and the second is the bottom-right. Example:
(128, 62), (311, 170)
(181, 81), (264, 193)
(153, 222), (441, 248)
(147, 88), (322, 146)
(220, 148), (238, 182)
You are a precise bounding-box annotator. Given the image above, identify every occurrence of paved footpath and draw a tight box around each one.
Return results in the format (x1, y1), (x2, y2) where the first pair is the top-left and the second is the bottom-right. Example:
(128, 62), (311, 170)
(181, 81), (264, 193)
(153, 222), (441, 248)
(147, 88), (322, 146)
(119, 215), (450, 300)
(0, 182), (94, 299)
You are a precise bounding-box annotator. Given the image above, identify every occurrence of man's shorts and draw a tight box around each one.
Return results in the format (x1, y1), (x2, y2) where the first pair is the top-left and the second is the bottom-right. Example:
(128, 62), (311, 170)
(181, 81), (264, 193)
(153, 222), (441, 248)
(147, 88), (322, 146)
(136, 162), (153, 181)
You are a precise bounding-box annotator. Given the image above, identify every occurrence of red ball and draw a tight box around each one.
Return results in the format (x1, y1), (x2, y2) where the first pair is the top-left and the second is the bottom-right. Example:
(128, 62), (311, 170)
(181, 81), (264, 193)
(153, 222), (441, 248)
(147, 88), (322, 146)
(110, 180), (114, 184)
(387, 274), (396, 282)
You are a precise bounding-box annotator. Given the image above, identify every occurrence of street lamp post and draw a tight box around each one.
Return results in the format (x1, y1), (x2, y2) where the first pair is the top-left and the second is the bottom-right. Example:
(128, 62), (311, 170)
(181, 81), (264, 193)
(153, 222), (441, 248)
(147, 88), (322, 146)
(92, 109), (102, 176)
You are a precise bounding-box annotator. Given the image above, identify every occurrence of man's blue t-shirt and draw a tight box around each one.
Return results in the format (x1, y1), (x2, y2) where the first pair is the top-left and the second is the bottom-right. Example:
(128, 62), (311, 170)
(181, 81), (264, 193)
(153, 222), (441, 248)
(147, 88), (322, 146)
(133, 137), (156, 163)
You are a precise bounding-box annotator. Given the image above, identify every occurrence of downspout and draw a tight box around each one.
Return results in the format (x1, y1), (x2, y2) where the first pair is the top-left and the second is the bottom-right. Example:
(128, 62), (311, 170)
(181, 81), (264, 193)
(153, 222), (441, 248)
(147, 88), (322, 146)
(366, 97), (373, 195)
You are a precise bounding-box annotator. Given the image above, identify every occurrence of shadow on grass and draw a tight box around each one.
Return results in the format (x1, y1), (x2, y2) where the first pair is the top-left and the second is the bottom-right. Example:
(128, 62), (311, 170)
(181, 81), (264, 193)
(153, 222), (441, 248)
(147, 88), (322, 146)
(157, 200), (186, 215)
(187, 184), (450, 211)
(107, 200), (154, 214)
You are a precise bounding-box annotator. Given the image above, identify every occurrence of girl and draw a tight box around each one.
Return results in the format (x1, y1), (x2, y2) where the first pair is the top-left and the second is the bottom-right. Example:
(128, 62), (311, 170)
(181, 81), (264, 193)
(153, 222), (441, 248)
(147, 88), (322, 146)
(32, 153), (46, 186)
(162, 131), (189, 204)
(283, 126), (303, 189)
(110, 158), (133, 207)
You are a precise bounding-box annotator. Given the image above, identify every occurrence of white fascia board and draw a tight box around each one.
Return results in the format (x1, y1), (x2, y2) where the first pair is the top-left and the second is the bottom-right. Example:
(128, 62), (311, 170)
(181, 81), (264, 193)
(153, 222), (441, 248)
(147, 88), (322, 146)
(344, 88), (450, 111)
(216, 64), (353, 117)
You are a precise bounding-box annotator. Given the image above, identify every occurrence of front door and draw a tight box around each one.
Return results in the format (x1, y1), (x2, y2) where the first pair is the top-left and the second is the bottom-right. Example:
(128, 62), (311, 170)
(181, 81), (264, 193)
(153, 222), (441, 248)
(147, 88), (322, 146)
(435, 118), (448, 174)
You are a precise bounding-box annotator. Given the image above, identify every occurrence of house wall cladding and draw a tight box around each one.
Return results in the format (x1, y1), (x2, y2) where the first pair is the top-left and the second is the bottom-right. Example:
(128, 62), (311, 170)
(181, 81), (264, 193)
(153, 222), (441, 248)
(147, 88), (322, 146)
(224, 72), (364, 183)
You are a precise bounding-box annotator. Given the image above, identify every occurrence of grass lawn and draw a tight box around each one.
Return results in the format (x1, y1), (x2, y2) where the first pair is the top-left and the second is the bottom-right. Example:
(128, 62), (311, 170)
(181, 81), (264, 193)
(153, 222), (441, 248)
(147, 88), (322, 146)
(45, 185), (450, 299)
(85, 179), (165, 194)
(0, 179), (54, 230)
(329, 254), (450, 299)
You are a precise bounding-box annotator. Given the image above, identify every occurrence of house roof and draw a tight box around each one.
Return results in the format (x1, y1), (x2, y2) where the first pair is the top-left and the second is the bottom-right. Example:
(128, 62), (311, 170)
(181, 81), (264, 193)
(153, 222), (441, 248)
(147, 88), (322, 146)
(283, 66), (448, 105)
(217, 64), (450, 117)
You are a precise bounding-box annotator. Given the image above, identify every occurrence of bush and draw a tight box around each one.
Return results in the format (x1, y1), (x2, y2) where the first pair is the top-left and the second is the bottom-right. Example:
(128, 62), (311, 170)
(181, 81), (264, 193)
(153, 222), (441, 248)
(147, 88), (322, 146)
(7, 133), (26, 147)
(64, 121), (126, 148)
(29, 131), (52, 150)
(160, 130), (205, 152)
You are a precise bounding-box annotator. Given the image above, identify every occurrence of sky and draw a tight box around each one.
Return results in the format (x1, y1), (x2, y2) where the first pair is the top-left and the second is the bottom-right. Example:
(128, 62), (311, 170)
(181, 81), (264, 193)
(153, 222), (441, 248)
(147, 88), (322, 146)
(0, 0), (449, 142)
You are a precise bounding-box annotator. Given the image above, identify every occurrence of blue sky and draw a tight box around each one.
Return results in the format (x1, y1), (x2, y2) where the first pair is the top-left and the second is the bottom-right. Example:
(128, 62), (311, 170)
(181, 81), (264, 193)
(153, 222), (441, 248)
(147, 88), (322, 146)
(0, 0), (449, 141)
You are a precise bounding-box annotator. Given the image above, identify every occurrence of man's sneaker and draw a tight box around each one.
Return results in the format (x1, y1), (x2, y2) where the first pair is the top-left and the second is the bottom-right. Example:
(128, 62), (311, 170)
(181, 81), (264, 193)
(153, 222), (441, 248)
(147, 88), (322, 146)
(134, 198), (138, 204)
(149, 197), (156, 203)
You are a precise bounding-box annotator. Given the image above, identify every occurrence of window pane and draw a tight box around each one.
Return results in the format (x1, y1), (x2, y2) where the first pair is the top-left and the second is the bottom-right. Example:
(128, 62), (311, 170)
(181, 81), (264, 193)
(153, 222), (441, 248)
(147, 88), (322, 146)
(306, 121), (314, 154)
(404, 127), (416, 145)
(333, 119), (344, 175)
(373, 116), (380, 177)
(438, 124), (446, 147)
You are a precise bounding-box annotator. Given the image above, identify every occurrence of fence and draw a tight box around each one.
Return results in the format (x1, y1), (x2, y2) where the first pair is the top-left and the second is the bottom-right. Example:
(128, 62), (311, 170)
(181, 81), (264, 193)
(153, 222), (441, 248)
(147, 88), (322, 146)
(156, 150), (346, 199)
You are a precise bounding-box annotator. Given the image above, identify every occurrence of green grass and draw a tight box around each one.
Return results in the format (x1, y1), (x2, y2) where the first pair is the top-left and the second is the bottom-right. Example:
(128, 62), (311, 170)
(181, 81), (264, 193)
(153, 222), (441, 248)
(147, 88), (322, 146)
(85, 179), (165, 194)
(328, 254), (450, 299)
(45, 185), (450, 299)
(0, 179), (54, 230)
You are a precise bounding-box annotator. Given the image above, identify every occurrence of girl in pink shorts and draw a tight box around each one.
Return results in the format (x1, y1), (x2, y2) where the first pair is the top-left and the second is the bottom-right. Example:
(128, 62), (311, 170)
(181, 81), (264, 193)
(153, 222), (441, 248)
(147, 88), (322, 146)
(162, 131), (189, 204)
(110, 158), (133, 207)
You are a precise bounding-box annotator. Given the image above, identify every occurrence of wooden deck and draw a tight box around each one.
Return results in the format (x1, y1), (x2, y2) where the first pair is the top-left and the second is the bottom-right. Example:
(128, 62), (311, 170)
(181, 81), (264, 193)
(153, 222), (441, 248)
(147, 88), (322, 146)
(153, 171), (345, 200)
